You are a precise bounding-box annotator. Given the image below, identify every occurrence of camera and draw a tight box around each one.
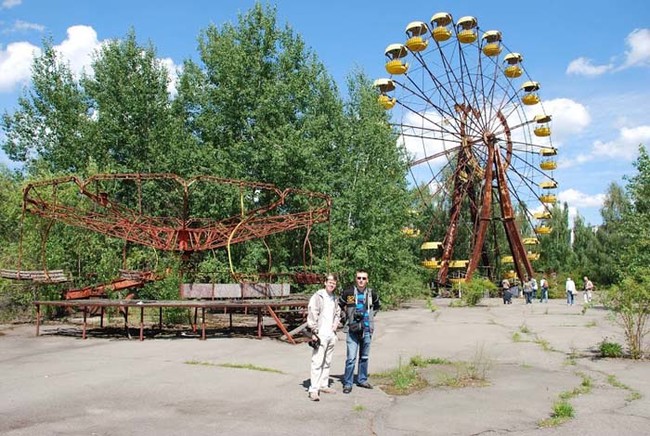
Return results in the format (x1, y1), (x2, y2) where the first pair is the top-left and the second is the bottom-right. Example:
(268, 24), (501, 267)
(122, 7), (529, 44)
(308, 336), (321, 349)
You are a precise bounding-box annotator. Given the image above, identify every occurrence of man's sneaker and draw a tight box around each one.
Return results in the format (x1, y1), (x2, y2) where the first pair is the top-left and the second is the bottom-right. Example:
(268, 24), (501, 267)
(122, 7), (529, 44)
(319, 387), (337, 394)
(357, 381), (373, 389)
(342, 385), (352, 394)
(308, 392), (320, 401)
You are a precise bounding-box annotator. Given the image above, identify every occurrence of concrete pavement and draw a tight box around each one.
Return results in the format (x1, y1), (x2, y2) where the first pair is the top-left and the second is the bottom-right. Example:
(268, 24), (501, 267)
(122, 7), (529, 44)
(1, 297), (649, 435)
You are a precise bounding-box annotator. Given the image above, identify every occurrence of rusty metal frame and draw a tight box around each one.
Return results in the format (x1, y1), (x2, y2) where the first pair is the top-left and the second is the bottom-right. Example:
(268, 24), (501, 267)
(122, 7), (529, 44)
(23, 173), (331, 253)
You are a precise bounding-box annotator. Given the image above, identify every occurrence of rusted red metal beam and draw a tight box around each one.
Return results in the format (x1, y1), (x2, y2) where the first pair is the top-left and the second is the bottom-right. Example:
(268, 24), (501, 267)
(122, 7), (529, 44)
(23, 174), (331, 253)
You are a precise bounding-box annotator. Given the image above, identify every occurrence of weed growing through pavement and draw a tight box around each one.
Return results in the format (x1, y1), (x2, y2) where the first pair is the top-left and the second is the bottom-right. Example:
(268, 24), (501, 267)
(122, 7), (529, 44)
(563, 346), (579, 365)
(539, 372), (591, 427)
(538, 400), (574, 427)
(353, 404), (365, 412)
(519, 324), (531, 334)
(185, 360), (284, 374)
(437, 344), (492, 388)
(512, 332), (522, 342)
(559, 372), (592, 399)
(185, 360), (216, 366)
(585, 320), (597, 328)
(374, 357), (428, 395)
(534, 335), (553, 352)
(410, 355), (451, 366)
(606, 374), (643, 402)
(599, 338), (623, 358)
(425, 297), (439, 312)
(218, 362), (284, 373)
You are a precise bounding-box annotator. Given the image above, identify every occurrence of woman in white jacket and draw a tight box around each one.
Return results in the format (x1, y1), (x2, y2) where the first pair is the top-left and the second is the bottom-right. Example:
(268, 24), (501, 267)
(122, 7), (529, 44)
(306, 274), (341, 401)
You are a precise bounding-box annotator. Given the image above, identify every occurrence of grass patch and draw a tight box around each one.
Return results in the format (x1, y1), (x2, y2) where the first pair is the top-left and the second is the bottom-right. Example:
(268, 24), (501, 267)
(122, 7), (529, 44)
(185, 360), (217, 367)
(374, 358), (428, 395)
(519, 324), (531, 334)
(352, 404), (365, 412)
(585, 320), (597, 328)
(436, 345), (492, 388)
(375, 348), (492, 395)
(218, 362), (284, 373)
(185, 360), (284, 374)
(512, 332), (522, 342)
(409, 355), (451, 366)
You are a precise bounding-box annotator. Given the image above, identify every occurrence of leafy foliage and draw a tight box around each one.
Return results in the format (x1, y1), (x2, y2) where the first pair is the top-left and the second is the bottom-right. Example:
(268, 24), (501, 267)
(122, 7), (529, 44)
(453, 277), (496, 307)
(602, 270), (650, 359)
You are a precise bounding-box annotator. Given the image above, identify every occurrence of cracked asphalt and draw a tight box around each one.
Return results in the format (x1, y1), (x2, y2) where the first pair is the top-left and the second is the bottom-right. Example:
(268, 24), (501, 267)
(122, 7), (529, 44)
(1, 297), (649, 435)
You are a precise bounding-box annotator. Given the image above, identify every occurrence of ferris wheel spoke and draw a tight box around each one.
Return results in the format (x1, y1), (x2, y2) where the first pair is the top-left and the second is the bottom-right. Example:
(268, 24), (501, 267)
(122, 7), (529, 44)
(377, 11), (556, 284)
(392, 77), (459, 126)
(407, 53), (462, 117)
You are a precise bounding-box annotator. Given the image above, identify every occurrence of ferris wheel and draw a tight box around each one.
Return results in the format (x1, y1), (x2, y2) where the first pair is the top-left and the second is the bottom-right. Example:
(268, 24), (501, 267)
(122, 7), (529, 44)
(375, 13), (558, 285)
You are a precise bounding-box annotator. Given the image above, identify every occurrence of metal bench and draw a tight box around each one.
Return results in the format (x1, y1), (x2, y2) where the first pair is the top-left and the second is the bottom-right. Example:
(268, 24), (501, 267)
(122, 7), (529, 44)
(0, 269), (70, 283)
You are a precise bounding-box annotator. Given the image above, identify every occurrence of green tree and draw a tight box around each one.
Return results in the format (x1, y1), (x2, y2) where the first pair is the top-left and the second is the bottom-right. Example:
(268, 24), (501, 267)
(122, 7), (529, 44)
(83, 30), (189, 174)
(571, 214), (601, 280)
(538, 203), (573, 274)
(332, 71), (424, 305)
(1, 42), (90, 174)
(593, 182), (630, 285)
(620, 146), (650, 274)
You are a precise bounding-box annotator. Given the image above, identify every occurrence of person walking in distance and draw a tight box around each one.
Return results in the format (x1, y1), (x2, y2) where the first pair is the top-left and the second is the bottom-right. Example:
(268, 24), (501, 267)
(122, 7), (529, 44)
(339, 269), (380, 394)
(539, 276), (549, 303)
(566, 277), (576, 306)
(583, 276), (594, 304)
(306, 274), (341, 401)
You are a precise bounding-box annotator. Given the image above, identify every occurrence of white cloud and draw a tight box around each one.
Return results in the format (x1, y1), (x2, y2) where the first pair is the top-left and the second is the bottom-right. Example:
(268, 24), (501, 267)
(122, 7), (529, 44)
(592, 125), (650, 161)
(0, 41), (41, 92)
(566, 57), (613, 77)
(5, 19), (45, 33)
(53, 25), (101, 77)
(540, 98), (590, 146)
(567, 28), (650, 76)
(158, 57), (181, 96)
(1, 0), (21, 9)
(0, 25), (181, 96)
(558, 188), (606, 208)
(622, 28), (650, 68)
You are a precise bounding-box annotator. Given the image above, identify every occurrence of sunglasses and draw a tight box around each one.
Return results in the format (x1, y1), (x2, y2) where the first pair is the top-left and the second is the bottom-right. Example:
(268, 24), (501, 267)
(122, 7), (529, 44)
(356, 277), (368, 281)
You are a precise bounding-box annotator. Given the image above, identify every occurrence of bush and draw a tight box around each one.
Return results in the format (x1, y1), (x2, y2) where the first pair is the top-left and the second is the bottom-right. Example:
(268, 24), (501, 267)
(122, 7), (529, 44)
(599, 339), (624, 358)
(602, 270), (650, 359)
(454, 277), (497, 307)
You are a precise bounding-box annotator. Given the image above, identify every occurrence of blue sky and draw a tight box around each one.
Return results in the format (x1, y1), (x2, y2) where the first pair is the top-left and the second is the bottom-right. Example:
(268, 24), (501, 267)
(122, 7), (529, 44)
(1, 0), (649, 226)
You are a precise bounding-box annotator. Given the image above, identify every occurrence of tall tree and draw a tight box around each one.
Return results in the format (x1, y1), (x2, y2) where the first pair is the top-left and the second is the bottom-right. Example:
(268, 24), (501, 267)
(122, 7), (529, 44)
(83, 30), (189, 174)
(594, 182), (630, 284)
(1, 42), (90, 174)
(620, 145), (650, 274)
(538, 202), (573, 273)
(572, 213), (601, 279)
(332, 71), (423, 302)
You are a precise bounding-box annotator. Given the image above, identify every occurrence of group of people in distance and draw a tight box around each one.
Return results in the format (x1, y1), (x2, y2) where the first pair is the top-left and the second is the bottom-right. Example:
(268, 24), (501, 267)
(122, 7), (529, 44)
(501, 275), (549, 304)
(305, 270), (380, 402)
(501, 275), (594, 307)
